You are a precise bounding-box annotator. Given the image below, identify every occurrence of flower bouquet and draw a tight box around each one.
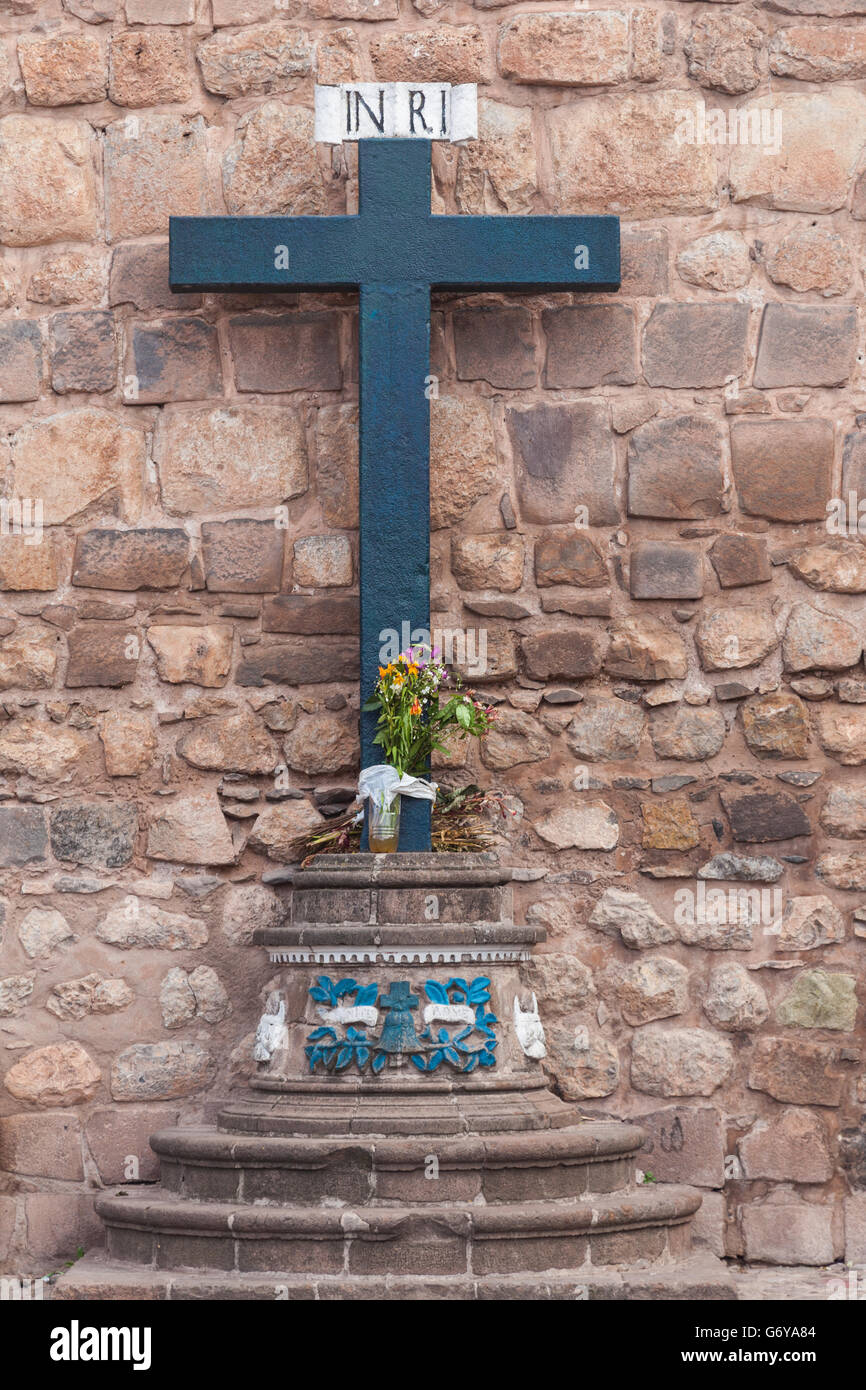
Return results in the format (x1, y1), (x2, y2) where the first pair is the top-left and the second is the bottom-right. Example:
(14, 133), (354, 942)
(360, 646), (495, 852)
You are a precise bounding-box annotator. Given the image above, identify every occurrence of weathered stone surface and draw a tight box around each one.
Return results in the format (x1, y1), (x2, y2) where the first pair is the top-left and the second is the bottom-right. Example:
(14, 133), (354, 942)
(0, 116), (97, 246)
(642, 797), (701, 850)
(4, 1042), (101, 1108)
(66, 624), (139, 688)
(292, 534), (353, 588)
(637, 1107), (725, 1189)
(479, 709), (550, 770)
(147, 792), (235, 866)
(566, 695), (645, 761)
(631, 1027), (734, 1097)
(222, 883), (287, 945)
(789, 540), (866, 593)
(533, 532), (607, 589)
(49, 802), (138, 868)
(695, 606), (779, 671)
(316, 26), (362, 84)
(776, 895), (846, 950)
(509, 401), (618, 526)
(730, 89), (866, 213)
(0, 807), (48, 867)
(547, 91), (717, 218)
(741, 1199), (837, 1266)
(739, 1108), (833, 1182)
(754, 303), (857, 388)
(542, 304), (637, 388)
(127, 316), (222, 404)
(534, 801), (619, 851)
(730, 419), (834, 522)
(18, 32), (107, 105)
(777, 968), (856, 1029)
(127, 0), (195, 18)
(0, 630), (57, 691)
(685, 9), (765, 92)
(627, 416), (727, 520)
(742, 691), (809, 758)
(430, 396), (497, 529)
(616, 957), (689, 1025)
(18, 907), (74, 961)
(709, 533), (772, 588)
(455, 97), (537, 216)
(315, 405), (358, 529)
(156, 406), (307, 514)
(262, 594), (358, 636)
(606, 618), (687, 682)
(161, 966), (230, 1029)
(197, 22), (311, 96)
(0, 975), (34, 1018)
(199, 520), (284, 595)
(703, 964), (769, 1032)
(104, 114), (208, 242)
(0, 320), (42, 403)
(749, 1036), (844, 1106)
(370, 24), (491, 82)
(0, 548), (41, 603)
(73, 528), (188, 591)
(50, 310), (115, 395)
(821, 784), (866, 837)
(47, 973), (132, 1021)
(229, 311), (341, 393)
(649, 705), (725, 761)
(783, 603), (861, 672)
(11, 408), (145, 525)
(698, 853), (784, 883)
(548, 1029), (620, 1102)
(0, 1113), (82, 1181)
(521, 628), (606, 681)
(498, 10), (629, 85)
(224, 103), (328, 216)
(451, 533), (524, 592)
(147, 625), (233, 687)
(110, 240), (200, 313)
(770, 24), (866, 82)
(816, 851), (866, 891)
(237, 639), (358, 686)
(590, 887), (677, 949)
(629, 542), (703, 600)
(109, 28), (192, 106)
(248, 799), (326, 862)
(100, 710), (157, 777)
(765, 225), (852, 294)
(29, 251), (104, 307)
(0, 718), (88, 781)
(676, 231), (751, 291)
(721, 789), (812, 842)
(111, 1042), (214, 1102)
(283, 713), (360, 776)
(520, 953), (594, 1017)
(816, 704), (866, 764)
(643, 303), (749, 389)
(454, 306), (535, 388)
(97, 901), (207, 951)
(177, 711), (278, 775)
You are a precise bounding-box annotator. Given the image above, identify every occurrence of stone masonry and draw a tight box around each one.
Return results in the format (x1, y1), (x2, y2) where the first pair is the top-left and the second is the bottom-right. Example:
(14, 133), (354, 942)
(1, 0), (866, 1275)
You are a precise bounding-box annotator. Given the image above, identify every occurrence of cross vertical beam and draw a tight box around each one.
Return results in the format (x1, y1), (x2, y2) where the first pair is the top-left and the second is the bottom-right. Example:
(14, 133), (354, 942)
(359, 279), (431, 851)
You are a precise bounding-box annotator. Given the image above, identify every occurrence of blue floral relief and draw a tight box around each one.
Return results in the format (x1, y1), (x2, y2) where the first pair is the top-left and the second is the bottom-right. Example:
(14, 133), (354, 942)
(304, 974), (498, 1075)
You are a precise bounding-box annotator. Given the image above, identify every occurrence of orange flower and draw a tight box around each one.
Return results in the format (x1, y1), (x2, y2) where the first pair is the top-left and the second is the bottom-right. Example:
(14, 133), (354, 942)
(410, 700), (421, 716)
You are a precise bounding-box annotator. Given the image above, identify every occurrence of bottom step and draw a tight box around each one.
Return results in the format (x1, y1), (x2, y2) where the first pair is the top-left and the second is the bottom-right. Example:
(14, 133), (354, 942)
(54, 1250), (736, 1301)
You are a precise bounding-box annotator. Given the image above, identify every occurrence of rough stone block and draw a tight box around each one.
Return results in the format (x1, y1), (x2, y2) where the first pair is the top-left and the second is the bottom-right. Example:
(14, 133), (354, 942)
(228, 311), (342, 392)
(0, 1113), (83, 1181)
(0, 321), (42, 403)
(201, 520), (285, 593)
(508, 401), (618, 525)
(104, 114), (208, 243)
(741, 1201), (838, 1266)
(127, 317), (222, 404)
(627, 415), (727, 518)
(50, 311), (115, 395)
(754, 304), (858, 388)
(66, 625), (139, 688)
(0, 115), (98, 246)
(643, 302), (750, 388)
(49, 801), (138, 868)
(0, 806), (48, 867)
(543, 305), (637, 387)
(454, 306), (535, 388)
(17, 32), (107, 105)
(630, 542), (703, 599)
(637, 1107), (725, 1187)
(72, 528), (189, 590)
(730, 418), (834, 522)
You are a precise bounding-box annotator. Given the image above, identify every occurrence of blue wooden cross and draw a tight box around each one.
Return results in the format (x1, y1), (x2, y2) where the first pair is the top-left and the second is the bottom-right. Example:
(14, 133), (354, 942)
(170, 140), (620, 851)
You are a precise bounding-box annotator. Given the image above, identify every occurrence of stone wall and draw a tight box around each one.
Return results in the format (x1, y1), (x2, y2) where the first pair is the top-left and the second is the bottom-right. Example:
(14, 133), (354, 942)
(1, 0), (866, 1273)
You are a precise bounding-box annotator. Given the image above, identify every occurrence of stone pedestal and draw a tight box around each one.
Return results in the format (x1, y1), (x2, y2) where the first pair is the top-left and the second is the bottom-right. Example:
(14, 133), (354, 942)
(56, 854), (733, 1300)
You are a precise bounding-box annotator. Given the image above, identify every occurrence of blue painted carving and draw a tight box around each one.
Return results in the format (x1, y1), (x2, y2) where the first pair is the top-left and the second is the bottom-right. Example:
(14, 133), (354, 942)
(304, 973), (498, 1074)
(170, 141), (620, 851)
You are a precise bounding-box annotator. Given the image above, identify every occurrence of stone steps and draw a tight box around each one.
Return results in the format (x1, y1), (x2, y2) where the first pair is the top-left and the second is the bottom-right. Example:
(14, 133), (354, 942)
(95, 1184), (702, 1276)
(54, 1250), (737, 1301)
(151, 1120), (643, 1204)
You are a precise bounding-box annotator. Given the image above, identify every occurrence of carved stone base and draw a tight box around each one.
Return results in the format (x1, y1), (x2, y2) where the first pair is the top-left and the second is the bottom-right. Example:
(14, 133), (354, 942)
(56, 854), (733, 1300)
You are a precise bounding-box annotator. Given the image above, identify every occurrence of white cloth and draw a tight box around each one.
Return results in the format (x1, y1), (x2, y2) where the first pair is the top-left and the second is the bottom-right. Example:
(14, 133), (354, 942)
(358, 764), (437, 809)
